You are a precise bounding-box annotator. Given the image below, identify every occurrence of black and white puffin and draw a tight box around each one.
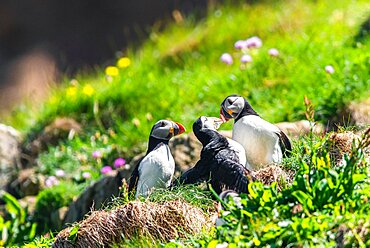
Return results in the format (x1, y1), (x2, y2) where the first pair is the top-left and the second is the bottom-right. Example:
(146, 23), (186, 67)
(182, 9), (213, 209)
(220, 94), (292, 170)
(178, 116), (253, 194)
(128, 119), (186, 198)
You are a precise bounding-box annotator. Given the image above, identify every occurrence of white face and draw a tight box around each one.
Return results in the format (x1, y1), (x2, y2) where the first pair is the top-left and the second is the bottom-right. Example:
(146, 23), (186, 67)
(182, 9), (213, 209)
(221, 96), (245, 119)
(200, 116), (223, 130)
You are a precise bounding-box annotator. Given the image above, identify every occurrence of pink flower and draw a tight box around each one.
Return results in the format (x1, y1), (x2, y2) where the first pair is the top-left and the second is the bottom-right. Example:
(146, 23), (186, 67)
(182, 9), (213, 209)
(240, 54), (252, 63)
(268, 48), (279, 57)
(92, 150), (102, 159)
(101, 166), (113, 174)
(114, 158), (126, 168)
(82, 172), (91, 179)
(245, 36), (262, 48)
(220, 53), (233, 65)
(325, 65), (335, 74)
(234, 40), (247, 50)
(55, 169), (65, 178)
(45, 176), (59, 188)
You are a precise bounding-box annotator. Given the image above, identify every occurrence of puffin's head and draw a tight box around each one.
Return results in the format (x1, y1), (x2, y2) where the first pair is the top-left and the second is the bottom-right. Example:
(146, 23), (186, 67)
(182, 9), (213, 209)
(220, 94), (245, 122)
(193, 116), (223, 137)
(150, 120), (186, 140)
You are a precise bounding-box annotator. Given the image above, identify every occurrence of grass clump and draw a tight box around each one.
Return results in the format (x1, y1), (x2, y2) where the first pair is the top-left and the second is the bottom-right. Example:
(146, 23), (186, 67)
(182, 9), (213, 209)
(53, 185), (217, 248)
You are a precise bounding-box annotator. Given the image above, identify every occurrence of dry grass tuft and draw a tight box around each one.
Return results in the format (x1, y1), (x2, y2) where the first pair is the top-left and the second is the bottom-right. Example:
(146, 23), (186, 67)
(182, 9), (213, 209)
(329, 131), (360, 165)
(53, 200), (215, 248)
(252, 165), (291, 190)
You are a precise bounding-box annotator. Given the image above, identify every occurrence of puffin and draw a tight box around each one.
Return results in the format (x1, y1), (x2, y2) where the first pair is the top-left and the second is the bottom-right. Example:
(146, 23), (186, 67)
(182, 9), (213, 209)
(220, 94), (292, 170)
(178, 116), (253, 194)
(128, 119), (186, 198)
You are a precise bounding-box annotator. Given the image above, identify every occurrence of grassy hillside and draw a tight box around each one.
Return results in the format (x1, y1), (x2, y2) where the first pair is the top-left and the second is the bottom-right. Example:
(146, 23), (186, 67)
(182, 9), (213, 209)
(1, 0), (370, 246)
(5, 0), (370, 146)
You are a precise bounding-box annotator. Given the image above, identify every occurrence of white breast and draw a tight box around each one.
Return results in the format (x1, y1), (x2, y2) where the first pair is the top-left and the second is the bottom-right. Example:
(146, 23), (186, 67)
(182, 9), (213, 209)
(232, 115), (282, 170)
(226, 138), (249, 168)
(136, 143), (175, 198)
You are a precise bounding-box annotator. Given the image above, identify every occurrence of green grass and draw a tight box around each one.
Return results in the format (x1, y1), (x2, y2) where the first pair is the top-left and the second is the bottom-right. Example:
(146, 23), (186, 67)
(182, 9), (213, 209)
(0, 0), (369, 246)
(3, 0), (368, 185)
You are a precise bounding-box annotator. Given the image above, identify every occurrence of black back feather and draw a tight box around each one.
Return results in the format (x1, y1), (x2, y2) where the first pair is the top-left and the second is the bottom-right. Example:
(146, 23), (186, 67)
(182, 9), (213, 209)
(277, 130), (292, 157)
(179, 118), (253, 194)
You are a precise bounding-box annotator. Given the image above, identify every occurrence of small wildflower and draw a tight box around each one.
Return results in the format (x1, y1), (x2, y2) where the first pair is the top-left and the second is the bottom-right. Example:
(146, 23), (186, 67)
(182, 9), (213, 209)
(132, 118), (141, 127)
(117, 57), (131, 68)
(240, 54), (253, 63)
(114, 158), (126, 168)
(82, 84), (95, 96)
(82, 172), (91, 179)
(146, 112), (153, 121)
(245, 36), (262, 48)
(101, 166), (113, 174)
(55, 169), (65, 178)
(325, 65), (335, 74)
(45, 176), (59, 188)
(92, 150), (102, 159)
(220, 53), (233, 65)
(105, 66), (119, 77)
(66, 86), (77, 97)
(268, 48), (279, 57)
(234, 40), (247, 50)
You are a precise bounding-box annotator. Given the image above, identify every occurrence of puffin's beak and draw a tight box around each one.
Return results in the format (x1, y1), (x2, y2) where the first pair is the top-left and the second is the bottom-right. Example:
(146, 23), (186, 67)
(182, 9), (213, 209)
(220, 108), (230, 122)
(174, 122), (186, 135)
(214, 117), (223, 130)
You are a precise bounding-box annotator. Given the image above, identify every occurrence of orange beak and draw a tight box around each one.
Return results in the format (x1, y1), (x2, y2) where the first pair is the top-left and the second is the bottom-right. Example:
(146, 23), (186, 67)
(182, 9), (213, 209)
(220, 108), (230, 122)
(175, 122), (186, 135)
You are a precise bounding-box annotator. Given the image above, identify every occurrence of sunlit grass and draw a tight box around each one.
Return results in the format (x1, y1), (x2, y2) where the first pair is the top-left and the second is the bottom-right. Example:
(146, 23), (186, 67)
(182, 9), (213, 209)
(1, 1), (369, 245)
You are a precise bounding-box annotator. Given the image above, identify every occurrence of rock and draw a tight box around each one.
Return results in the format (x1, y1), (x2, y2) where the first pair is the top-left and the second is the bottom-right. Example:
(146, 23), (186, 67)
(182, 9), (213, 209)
(332, 98), (370, 129)
(62, 169), (131, 226)
(275, 120), (325, 138)
(51, 207), (69, 231)
(18, 196), (37, 214)
(341, 98), (370, 127)
(169, 133), (202, 177)
(25, 117), (81, 158)
(7, 168), (44, 198)
(0, 124), (22, 193)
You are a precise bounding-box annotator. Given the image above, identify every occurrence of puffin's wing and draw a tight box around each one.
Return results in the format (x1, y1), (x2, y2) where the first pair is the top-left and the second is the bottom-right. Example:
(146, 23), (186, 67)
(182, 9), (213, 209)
(177, 159), (210, 185)
(276, 130), (292, 157)
(128, 157), (144, 194)
(213, 159), (253, 194)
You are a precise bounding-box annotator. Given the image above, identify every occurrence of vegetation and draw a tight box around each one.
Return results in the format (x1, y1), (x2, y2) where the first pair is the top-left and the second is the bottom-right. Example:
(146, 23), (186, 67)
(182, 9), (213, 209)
(0, 0), (369, 246)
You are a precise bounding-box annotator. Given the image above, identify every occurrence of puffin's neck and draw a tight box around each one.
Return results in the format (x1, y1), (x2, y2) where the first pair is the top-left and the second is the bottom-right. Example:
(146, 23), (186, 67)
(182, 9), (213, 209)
(235, 100), (259, 122)
(196, 129), (218, 146)
(147, 136), (169, 154)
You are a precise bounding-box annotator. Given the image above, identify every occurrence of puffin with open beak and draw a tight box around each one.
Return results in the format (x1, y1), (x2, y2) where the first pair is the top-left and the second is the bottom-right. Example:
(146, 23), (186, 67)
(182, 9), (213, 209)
(128, 119), (186, 198)
(220, 94), (291, 170)
(178, 116), (253, 194)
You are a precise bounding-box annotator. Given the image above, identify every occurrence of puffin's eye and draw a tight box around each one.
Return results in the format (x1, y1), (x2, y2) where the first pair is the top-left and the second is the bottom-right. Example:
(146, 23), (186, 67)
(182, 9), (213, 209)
(160, 122), (166, 127)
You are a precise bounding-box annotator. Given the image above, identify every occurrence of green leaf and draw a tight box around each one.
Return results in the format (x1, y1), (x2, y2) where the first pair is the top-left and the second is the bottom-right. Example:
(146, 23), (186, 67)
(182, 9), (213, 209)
(68, 224), (80, 243)
(1, 192), (25, 223)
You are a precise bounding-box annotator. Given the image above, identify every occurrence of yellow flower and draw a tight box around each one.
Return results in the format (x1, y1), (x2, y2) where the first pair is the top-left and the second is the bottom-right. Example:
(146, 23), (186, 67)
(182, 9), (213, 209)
(82, 84), (95, 96)
(117, 57), (131, 68)
(105, 66), (119, 77)
(66, 86), (77, 97)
